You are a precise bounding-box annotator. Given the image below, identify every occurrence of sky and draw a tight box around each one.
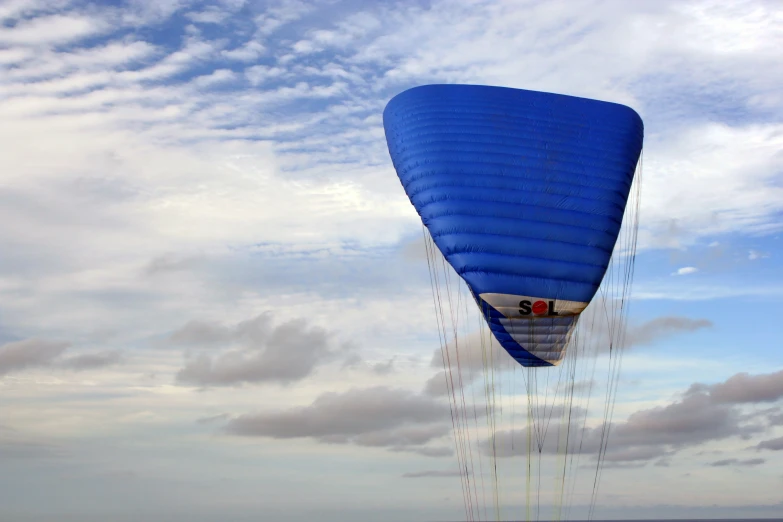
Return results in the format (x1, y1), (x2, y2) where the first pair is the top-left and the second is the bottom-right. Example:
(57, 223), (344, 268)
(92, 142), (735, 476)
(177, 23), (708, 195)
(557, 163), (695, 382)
(1, 0), (783, 521)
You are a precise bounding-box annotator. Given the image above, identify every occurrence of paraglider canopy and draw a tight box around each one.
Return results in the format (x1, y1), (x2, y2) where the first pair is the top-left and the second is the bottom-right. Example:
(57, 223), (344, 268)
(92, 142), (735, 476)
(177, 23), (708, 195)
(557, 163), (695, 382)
(383, 84), (644, 367)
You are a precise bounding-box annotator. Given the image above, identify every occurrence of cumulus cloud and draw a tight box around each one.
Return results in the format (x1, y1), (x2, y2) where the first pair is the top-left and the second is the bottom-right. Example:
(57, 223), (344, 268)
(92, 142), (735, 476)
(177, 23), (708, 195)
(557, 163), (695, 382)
(222, 41), (266, 61)
(769, 411), (783, 426)
(173, 312), (354, 386)
(370, 357), (395, 375)
(0, 14), (110, 45)
(688, 369), (783, 404)
(485, 368), (783, 463)
(708, 458), (765, 467)
(625, 317), (713, 347)
(0, 339), (126, 376)
(58, 350), (123, 370)
(0, 339), (69, 376)
(755, 436), (783, 451)
(225, 386), (451, 455)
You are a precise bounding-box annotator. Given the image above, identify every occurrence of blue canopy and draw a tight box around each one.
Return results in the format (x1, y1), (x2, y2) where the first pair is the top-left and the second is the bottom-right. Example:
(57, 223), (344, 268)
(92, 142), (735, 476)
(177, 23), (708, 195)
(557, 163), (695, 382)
(384, 84), (644, 366)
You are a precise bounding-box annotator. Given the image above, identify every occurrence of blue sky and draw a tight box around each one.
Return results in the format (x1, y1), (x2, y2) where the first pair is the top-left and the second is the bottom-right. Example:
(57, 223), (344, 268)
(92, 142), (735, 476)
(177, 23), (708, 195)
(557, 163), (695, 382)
(1, 0), (783, 521)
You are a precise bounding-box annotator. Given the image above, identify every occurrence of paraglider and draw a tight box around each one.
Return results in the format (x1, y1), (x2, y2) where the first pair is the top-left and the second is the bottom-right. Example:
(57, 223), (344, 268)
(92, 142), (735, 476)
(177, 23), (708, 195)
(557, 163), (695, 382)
(383, 84), (644, 521)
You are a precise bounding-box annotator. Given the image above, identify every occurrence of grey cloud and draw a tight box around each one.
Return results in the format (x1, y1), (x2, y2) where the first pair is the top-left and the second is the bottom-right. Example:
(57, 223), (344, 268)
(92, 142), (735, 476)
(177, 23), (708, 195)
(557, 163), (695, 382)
(610, 392), (742, 447)
(175, 313), (351, 386)
(227, 386), (448, 438)
(225, 386), (451, 454)
(695, 369), (783, 404)
(0, 339), (69, 376)
(424, 371), (445, 396)
(399, 235), (427, 262)
(486, 369), (782, 464)
(402, 470), (461, 478)
(428, 330), (496, 372)
(625, 317), (713, 347)
(371, 357), (395, 375)
(585, 303), (712, 354)
(591, 383), (767, 461)
(352, 424), (450, 447)
(423, 367), (484, 397)
(708, 458), (765, 467)
(341, 353), (363, 369)
(755, 436), (783, 451)
(566, 379), (597, 394)
(59, 350), (122, 370)
(168, 318), (241, 347)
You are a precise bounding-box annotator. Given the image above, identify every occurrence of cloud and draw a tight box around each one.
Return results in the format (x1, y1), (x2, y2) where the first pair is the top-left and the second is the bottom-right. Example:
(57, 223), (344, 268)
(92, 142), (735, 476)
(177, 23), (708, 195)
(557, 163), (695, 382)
(748, 250), (770, 260)
(624, 317), (713, 347)
(689, 369), (783, 404)
(225, 386), (451, 454)
(673, 267), (699, 276)
(227, 386), (448, 437)
(370, 357), (395, 375)
(755, 436), (783, 451)
(0, 338), (69, 376)
(58, 350), (123, 370)
(584, 371), (783, 462)
(190, 68), (239, 88)
(174, 312), (352, 386)
(186, 7), (231, 24)
(0, 14), (109, 45)
(0, 339), (125, 375)
(486, 368), (783, 463)
(222, 41), (266, 61)
(423, 371), (450, 397)
(708, 458), (765, 467)
(608, 392), (747, 448)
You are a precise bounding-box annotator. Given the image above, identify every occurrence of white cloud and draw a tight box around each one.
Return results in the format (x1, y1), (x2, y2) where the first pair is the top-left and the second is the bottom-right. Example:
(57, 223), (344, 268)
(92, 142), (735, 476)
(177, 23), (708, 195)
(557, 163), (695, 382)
(190, 68), (239, 87)
(673, 267), (699, 276)
(245, 64), (286, 85)
(186, 8), (230, 24)
(0, 14), (109, 45)
(222, 40), (265, 61)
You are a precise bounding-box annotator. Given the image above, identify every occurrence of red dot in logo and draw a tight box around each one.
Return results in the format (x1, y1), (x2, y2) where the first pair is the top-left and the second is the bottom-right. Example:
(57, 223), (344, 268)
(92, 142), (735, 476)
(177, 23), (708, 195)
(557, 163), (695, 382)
(532, 300), (548, 315)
